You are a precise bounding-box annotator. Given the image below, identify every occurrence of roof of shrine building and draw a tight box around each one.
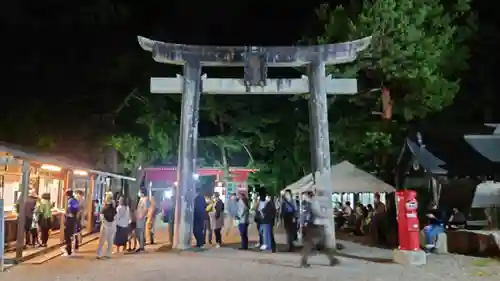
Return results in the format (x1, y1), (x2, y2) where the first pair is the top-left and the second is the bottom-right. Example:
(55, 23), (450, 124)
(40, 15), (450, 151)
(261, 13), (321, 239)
(399, 124), (500, 177)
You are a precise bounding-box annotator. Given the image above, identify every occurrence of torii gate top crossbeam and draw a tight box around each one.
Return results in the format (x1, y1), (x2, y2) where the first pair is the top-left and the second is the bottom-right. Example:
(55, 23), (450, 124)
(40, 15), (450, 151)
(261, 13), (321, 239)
(137, 36), (372, 67)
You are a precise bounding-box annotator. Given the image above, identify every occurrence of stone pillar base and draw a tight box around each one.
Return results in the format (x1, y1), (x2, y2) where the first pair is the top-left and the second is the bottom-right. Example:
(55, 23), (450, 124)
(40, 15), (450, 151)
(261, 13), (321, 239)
(393, 249), (427, 266)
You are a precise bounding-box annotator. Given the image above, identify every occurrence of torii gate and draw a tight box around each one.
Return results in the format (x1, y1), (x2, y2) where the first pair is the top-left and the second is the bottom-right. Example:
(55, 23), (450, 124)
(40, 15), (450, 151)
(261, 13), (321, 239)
(137, 36), (372, 250)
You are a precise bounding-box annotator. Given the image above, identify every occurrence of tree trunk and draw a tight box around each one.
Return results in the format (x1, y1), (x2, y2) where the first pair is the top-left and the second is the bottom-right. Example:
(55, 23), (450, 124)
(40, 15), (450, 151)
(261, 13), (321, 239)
(217, 116), (230, 183)
(129, 166), (145, 209)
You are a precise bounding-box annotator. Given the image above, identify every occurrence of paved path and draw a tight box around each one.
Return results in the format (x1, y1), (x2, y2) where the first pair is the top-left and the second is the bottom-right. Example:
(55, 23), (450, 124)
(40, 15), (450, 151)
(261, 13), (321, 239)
(3, 224), (500, 281)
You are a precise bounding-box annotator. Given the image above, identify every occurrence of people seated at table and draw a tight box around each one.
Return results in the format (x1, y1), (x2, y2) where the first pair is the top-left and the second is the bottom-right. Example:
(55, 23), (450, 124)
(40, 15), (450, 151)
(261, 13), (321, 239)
(335, 201), (354, 229)
(334, 201), (372, 236)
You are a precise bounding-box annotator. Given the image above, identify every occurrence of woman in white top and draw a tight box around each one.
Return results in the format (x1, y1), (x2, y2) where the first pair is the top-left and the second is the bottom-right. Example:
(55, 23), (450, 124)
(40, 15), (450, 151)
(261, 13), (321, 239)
(97, 195), (117, 259)
(114, 196), (130, 253)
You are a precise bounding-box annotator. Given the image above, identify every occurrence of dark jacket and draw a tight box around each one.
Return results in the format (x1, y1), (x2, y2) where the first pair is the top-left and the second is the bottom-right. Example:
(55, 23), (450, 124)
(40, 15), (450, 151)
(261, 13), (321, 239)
(214, 199), (224, 219)
(261, 201), (276, 225)
(193, 194), (206, 222)
(427, 209), (444, 226)
(281, 199), (298, 217)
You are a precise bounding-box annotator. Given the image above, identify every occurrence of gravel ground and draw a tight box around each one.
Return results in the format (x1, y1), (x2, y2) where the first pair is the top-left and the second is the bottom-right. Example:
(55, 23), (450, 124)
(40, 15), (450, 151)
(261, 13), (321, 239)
(3, 239), (500, 281)
(3, 224), (500, 281)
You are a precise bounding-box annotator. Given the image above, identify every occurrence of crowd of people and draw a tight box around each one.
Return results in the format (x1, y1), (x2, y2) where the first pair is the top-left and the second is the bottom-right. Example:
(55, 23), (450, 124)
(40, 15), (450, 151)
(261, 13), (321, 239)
(192, 192), (225, 248)
(15, 189), (60, 248)
(333, 193), (389, 244)
(17, 183), (467, 264)
(59, 188), (158, 259)
(192, 187), (339, 268)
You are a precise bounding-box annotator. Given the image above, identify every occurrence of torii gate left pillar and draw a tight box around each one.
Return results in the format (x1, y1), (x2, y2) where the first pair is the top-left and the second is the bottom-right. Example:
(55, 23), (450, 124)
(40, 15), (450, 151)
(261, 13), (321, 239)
(138, 37), (371, 250)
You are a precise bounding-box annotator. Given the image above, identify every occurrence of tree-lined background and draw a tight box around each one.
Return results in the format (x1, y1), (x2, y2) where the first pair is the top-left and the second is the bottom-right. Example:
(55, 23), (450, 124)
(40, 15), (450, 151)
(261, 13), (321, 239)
(2, 0), (498, 193)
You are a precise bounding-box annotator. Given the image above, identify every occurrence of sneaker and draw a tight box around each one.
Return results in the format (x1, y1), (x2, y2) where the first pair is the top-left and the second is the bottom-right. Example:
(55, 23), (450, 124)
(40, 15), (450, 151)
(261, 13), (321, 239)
(260, 245), (268, 250)
(300, 263), (311, 268)
(60, 247), (68, 255)
(253, 243), (261, 248)
(215, 244), (221, 248)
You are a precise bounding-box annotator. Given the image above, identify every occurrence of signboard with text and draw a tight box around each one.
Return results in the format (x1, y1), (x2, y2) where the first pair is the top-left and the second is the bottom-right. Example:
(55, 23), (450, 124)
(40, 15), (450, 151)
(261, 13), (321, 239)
(226, 182), (237, 195)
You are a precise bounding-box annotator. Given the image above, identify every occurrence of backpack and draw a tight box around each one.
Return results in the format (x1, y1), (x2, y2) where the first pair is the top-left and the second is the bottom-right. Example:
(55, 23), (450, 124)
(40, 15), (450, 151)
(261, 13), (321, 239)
(102, 205), (116, 223)
(67, 198), (80, 216)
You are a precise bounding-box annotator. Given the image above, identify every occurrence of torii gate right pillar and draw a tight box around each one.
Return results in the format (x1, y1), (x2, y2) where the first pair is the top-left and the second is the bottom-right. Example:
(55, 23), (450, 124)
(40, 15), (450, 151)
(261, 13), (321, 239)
(307, 58), (335, 248)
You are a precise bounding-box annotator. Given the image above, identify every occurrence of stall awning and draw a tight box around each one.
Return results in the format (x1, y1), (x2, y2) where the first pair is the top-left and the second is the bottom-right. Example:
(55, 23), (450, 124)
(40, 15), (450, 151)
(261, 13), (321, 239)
(283, 161), (395, 194)
(0, 141), (135, 181)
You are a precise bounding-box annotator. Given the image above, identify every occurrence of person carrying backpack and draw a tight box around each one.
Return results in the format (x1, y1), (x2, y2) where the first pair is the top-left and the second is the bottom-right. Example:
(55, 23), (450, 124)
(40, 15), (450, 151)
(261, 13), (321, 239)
(96, 194), (117, 259)
(299, 187), (340, 268)
(281, 190), (298, 252)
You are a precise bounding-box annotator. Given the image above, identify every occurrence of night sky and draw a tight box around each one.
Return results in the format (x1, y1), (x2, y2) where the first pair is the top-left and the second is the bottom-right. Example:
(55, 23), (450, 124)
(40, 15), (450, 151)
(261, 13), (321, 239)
(4, 1), (326, 105)
(2, 1), (330, 139)
(2, 0), (500, 158)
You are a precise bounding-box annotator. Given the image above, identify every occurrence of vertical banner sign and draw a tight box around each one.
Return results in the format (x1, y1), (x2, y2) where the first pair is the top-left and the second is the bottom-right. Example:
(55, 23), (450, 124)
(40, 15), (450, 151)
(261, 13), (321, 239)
(225, 182), (236, 203)
(0, 199), (4, 272)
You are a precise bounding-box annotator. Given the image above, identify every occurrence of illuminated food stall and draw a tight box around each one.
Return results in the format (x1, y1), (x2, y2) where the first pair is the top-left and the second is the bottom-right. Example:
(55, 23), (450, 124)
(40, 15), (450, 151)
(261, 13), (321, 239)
(0, 142), (135, 260)
(145, 166), (257, 199)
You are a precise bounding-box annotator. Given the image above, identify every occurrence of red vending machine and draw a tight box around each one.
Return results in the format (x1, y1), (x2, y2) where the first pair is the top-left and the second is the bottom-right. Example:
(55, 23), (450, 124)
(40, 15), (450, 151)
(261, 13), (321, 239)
(396, 190), (420, 251)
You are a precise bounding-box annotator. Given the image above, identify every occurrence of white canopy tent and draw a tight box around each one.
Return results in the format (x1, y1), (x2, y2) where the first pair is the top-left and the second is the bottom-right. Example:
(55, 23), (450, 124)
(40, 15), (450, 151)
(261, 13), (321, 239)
(330, 161), (395, 193)
(283, 161), (395, 194)
(283, 173), (313, 193)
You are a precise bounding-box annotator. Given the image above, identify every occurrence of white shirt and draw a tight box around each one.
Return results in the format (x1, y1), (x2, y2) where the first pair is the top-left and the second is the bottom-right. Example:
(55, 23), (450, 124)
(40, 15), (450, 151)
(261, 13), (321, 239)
(116, 205), (130, 227)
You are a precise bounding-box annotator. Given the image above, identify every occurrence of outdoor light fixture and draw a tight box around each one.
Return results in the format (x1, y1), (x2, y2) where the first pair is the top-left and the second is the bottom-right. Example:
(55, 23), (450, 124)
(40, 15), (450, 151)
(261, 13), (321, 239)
(73, 170), (88, 176)
(174, 181), (178, 186)
(217, 181), (223, 187)
(193, 173), (199, 180)
(41, 164), (61, 172)
(164, 189), (173, 199)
